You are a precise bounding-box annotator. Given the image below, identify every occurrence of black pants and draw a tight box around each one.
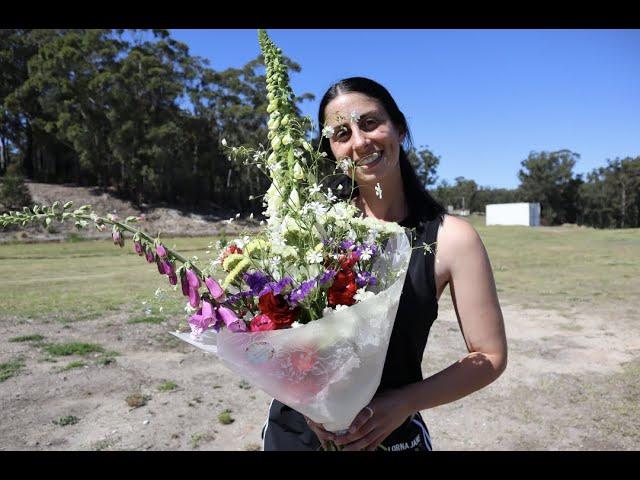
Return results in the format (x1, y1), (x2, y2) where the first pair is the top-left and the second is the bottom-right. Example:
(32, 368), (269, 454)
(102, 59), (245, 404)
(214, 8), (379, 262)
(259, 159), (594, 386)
(262, 399), (433, 451)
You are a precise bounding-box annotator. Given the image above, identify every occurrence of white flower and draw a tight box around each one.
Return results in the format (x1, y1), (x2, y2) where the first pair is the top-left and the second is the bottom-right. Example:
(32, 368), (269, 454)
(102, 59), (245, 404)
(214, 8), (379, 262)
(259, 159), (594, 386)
(350, 111), (361, 123)
(334, 304), (349, 312)
(322, 125), (335, 138)
(306, 250), (323, 264)
(290, 321), (303, 329)
(375, 183), (383, 199)
(360, 246), (373, 262)
(309, 183), (321, 195)
(354, 288), (375, 303)
(325, 188), (337, 202)
(338, 157), (353, 173)
(249, 212), (254, 220)
(226, 217), (234, 224)
(221, 138), (227, 146)
(270, 256), (281, 267)
(337, 184), (343, 191)
(235, 213), (241, 219)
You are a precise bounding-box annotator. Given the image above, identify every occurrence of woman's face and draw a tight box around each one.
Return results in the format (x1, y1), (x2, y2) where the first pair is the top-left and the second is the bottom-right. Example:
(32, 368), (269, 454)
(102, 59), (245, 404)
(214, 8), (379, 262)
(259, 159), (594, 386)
(323, 92), (405, 187)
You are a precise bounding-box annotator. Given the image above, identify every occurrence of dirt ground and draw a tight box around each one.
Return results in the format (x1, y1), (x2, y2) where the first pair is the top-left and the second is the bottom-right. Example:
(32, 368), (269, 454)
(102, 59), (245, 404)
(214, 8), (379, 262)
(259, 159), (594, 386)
(1, 294), (638, 451)
(1, 182), (638, 451)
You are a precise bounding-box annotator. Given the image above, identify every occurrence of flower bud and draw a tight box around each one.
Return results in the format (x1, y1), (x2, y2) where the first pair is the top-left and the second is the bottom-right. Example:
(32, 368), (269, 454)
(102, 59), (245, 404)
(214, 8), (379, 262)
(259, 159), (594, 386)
(205, 276), (225, 302)
(145, 246), (155, 263)
(156, 244), (168, 258)
(168, 272), (178, 286)
(134, 241), (143, 256)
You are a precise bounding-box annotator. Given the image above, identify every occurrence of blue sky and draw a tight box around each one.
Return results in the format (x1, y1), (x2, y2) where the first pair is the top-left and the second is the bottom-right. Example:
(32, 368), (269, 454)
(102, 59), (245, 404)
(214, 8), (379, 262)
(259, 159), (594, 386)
(169, 29), (640, 189)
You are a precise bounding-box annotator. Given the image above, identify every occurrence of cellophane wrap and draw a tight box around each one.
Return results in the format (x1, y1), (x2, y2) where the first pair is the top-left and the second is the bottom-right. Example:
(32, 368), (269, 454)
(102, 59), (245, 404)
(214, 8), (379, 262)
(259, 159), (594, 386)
(172, 230), (411, 432)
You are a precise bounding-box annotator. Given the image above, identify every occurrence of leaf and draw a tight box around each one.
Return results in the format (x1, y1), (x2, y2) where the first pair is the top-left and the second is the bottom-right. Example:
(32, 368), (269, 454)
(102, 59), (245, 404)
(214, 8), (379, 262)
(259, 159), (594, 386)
(45, 217), (52, 228)
(63, 201), (74, 210)
(52, 201), (61, 211)
(62, 213), (72, 219)
(125, 216), (138, 223)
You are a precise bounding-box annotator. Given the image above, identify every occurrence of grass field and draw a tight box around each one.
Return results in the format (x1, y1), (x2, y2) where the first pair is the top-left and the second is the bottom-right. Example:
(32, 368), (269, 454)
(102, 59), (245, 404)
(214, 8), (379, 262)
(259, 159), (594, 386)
(0, 236), (214, 319)
(1, 215), (637, 319)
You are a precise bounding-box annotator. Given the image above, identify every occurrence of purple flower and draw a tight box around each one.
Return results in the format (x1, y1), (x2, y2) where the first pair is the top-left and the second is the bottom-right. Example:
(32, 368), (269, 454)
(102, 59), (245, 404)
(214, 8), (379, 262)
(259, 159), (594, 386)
(243, 271), (270, 296)
(185, 269), (201, 290)
(188, 287), (201, 309)
(156, 244), (168, 258)
(289, 279), (317, 305)
(356, 271), (378, 288)
(205, 277), (225, 302)
(168, 272), (178, 285)
(112, 228), (124, 248)
(214, 305), (242, 332)
(189, 300), (218, 337)
(134, 241), (143, 256)
(340, 240), (355, 251)
(318, 269), (337, 287)
(156, 257), (165, 275)
(258, 277), (293, 297)
(162, 260), (174, 276)
(145, 246), (155, 263)
(180, 271), (190, 296)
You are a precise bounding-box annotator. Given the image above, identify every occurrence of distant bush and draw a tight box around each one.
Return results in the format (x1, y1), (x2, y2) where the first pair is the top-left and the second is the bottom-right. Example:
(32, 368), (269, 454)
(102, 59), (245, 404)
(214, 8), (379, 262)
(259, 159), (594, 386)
(0, 163), (32, 213)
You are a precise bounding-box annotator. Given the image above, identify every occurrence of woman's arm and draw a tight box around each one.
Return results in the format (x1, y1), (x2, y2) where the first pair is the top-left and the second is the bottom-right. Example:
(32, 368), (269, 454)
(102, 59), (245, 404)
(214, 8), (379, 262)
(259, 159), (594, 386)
(400, 214), (508, 412)
(333, 215), (508, 450)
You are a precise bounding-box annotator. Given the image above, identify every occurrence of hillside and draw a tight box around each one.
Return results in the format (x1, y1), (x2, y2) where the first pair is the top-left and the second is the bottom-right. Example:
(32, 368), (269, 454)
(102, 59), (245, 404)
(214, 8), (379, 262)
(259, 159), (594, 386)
(1, 182), (259, 243)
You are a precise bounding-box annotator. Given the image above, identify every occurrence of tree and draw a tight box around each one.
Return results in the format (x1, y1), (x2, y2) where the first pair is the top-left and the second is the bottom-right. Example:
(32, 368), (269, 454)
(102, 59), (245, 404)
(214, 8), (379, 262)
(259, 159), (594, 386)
(517, 149), (580, 225)
(406, 145), (440, 187)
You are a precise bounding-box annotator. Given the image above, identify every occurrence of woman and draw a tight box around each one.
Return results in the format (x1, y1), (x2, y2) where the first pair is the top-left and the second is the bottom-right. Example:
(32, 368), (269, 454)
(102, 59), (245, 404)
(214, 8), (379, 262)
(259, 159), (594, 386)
(262, 77), (508, 451)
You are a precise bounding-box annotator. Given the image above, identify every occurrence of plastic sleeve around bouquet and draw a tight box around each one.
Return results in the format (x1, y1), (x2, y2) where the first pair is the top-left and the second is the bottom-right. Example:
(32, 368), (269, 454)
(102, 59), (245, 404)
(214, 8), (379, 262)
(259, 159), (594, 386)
(172, 230), (412, 433)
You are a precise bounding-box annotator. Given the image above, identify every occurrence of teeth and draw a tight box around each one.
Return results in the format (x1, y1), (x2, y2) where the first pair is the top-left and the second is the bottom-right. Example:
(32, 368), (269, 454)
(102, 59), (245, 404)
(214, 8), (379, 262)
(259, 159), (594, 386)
(359, 152), (381, 166)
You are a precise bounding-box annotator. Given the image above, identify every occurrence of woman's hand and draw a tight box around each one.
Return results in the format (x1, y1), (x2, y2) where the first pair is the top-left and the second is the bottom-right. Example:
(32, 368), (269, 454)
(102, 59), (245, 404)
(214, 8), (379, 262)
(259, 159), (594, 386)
(329, 389), (414, 451)
(303, 415), (338, 450)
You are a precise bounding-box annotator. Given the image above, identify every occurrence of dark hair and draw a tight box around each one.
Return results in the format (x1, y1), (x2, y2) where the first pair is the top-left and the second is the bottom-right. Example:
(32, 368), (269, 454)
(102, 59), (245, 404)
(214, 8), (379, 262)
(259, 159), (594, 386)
(318, 77), (445, 224)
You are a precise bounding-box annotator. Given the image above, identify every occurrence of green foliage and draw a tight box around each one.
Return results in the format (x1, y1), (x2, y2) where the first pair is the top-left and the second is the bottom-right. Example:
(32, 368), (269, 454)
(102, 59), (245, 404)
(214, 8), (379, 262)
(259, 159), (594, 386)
(53, 415), (79, 426)
(518, 150), (581, 225)
(406, 145), (440, 187)
(157, 380), (178, 392)
(57, 360), (88, 372)
(42, 342), (105, 356)
(127, 315), (165, 324)
(217, 409), (234, 425)
(0, 29), (313, 212)
(9, 334), (45, 342)
(0, 163), (32, 213)
(0, 358), (25, 382)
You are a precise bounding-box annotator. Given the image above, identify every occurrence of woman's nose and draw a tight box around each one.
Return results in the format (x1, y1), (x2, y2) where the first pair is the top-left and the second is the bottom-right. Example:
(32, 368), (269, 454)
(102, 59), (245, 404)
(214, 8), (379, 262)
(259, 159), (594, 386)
(350, 127), (370, 152)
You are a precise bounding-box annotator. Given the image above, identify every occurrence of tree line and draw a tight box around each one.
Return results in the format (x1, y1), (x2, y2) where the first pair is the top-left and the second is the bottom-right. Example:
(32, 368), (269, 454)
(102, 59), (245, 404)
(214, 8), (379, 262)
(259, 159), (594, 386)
(1, 29), (638, 228)
(428, 150), (640, 228)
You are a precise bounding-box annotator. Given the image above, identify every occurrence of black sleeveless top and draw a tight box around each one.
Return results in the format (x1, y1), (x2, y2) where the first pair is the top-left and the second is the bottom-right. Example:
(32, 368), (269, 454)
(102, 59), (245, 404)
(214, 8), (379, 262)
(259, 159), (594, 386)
(262, 209), (443, 450)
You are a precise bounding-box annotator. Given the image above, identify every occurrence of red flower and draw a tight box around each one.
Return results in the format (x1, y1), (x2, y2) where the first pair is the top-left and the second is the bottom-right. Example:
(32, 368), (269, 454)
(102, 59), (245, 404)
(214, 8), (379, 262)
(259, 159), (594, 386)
(258, 291), (300, 329)
(250, 314), (277, 332)
(327, 267), (358, 307)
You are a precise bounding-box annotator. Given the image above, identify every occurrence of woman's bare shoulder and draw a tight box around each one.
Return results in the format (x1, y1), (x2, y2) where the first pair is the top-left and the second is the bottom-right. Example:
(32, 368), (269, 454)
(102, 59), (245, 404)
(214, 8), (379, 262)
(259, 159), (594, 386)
(436, 214), (485, 270)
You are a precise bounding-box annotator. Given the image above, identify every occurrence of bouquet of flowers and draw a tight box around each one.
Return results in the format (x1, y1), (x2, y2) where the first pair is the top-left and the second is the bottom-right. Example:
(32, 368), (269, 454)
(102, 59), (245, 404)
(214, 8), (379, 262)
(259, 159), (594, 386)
(1, 30), (423, 434)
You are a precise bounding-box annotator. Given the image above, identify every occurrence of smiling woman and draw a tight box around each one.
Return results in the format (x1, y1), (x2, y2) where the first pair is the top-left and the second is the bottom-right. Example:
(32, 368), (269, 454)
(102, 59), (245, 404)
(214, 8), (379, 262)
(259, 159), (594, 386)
(262, 77), (508, 451)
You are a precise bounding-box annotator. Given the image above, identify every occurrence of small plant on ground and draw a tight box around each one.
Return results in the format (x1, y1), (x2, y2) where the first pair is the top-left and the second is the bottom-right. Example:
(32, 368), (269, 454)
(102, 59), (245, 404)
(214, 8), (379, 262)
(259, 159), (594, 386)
(127, 315), (165, 325)
(238, 379), (251, 390)
(42, 342), (105, 356)
(9, 334), (45, 343)
(57, 360), (88, 372)
(53, 415), (79, 426)
(158, 380), (178, 392)
(218, 409), (234, 425)
(0, 358), (25, 382)
(126, 392), (151, 408)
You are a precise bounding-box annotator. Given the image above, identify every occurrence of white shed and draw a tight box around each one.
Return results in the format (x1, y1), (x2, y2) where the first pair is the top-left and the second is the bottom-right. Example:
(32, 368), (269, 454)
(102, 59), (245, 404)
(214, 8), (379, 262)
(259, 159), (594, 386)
(485, 203), (540, 226)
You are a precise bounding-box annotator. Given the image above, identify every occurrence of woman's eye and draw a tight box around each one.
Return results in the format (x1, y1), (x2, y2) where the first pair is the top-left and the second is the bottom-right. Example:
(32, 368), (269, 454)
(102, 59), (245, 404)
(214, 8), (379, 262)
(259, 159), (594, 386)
(362, 118), (378, 130)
